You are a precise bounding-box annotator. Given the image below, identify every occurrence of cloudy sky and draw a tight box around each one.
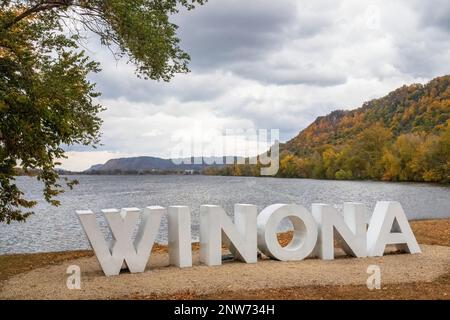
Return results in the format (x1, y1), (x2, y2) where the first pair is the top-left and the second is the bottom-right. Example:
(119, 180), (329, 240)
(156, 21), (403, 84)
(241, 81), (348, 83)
(60, 0), (450, 171)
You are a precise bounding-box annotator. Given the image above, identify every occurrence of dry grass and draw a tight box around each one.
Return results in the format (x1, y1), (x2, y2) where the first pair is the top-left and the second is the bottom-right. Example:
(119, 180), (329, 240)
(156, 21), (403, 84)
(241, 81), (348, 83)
(0, 251), (93, 283)
(409, 219), (450, 246)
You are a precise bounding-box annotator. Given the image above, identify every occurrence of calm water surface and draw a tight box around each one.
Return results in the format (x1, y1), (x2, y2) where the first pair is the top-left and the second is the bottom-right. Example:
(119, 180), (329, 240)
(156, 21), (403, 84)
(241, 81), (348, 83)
(0, 175), (449, 254)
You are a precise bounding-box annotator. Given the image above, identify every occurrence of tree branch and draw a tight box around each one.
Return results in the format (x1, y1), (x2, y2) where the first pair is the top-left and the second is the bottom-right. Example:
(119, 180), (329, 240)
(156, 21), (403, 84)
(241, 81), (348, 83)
(2, 0), (74, 30)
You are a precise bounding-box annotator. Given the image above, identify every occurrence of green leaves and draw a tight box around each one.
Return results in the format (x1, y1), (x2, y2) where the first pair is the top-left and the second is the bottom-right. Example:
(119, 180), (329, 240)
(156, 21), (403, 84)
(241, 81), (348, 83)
(90, 0), (206, 81)
(0, 0), (205, 223)
(2, 0), (205, 81)
(0, 6), (103, 223)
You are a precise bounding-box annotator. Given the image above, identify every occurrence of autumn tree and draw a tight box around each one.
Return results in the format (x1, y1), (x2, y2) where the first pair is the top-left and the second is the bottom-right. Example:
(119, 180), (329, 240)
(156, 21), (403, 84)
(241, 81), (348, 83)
(0, 0), (205, 223)
(345, 124), (392, 179)
(415, 124), (450, 182)
(279, 154), (302, 178)
(381, 133), (424, 181)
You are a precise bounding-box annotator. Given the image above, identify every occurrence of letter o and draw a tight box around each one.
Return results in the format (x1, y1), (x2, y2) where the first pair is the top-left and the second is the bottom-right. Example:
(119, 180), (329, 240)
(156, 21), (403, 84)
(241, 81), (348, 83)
(257, 204), (318, 261)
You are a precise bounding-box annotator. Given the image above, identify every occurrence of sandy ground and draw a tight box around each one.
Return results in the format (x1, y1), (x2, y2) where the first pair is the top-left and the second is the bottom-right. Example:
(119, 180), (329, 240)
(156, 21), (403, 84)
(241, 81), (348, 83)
(0, 244), (449, 300)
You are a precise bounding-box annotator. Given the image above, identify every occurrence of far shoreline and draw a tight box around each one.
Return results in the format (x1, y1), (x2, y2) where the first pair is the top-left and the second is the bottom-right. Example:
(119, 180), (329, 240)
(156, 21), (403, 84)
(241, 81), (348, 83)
(15, 172), (450, 186)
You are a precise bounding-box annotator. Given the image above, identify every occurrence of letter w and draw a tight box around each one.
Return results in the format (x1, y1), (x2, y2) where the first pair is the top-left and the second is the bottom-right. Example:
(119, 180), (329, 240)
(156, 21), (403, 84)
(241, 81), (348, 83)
(77, 207), (164, 276)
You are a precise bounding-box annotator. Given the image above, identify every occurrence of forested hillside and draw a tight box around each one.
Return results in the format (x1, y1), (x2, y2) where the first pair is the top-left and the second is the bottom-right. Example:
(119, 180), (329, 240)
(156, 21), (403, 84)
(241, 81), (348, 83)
(206, 76), (450, 182)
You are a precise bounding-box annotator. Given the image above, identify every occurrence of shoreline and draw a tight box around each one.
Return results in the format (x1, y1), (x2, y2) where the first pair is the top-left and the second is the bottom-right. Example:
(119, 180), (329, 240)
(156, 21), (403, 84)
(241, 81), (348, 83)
(16, 173), (450, 185)
(1, 218), (449, 300)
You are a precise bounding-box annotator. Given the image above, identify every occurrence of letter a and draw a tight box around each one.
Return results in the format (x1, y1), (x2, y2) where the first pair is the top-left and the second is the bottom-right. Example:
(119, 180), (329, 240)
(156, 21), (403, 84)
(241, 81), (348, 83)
(367, 201), (421, 256)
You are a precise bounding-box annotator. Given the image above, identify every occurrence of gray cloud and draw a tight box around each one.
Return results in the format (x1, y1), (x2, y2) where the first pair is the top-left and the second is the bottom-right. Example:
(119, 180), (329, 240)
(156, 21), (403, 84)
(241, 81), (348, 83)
(173, 0), (299, 68)
(173, 0), (343, 85)
(60, 0), (450, 171)
(412, 0), (450, 33)
(90, 69), (228, 104)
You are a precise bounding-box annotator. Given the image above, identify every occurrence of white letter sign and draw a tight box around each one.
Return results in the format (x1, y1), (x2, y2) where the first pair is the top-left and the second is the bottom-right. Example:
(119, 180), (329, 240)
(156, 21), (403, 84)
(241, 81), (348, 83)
(367, 201), (421, 256)
(257, 204), (318, 261)
(77, 206), (163, 276)
(200, 204), (257, 266)
(168, 206), (192, 268)
(77, 200), (421, 276)
(312, 202), (367, 260)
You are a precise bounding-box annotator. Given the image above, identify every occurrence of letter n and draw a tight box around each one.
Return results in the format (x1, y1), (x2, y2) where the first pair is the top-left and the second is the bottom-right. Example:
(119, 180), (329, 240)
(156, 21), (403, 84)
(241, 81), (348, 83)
(312, 202), (367, 260)
(200, 204), (257, 266)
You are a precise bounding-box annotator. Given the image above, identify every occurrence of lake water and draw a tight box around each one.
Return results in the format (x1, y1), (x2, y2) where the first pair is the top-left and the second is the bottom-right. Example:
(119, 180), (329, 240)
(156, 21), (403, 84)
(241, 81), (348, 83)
(0, 175), (449, 254)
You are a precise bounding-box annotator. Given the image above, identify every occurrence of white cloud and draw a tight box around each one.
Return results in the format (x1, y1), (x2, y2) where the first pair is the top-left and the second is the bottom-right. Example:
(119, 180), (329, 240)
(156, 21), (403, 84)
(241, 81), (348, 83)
(57, 151), (137, 171)
(62, 0), (450, 170)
